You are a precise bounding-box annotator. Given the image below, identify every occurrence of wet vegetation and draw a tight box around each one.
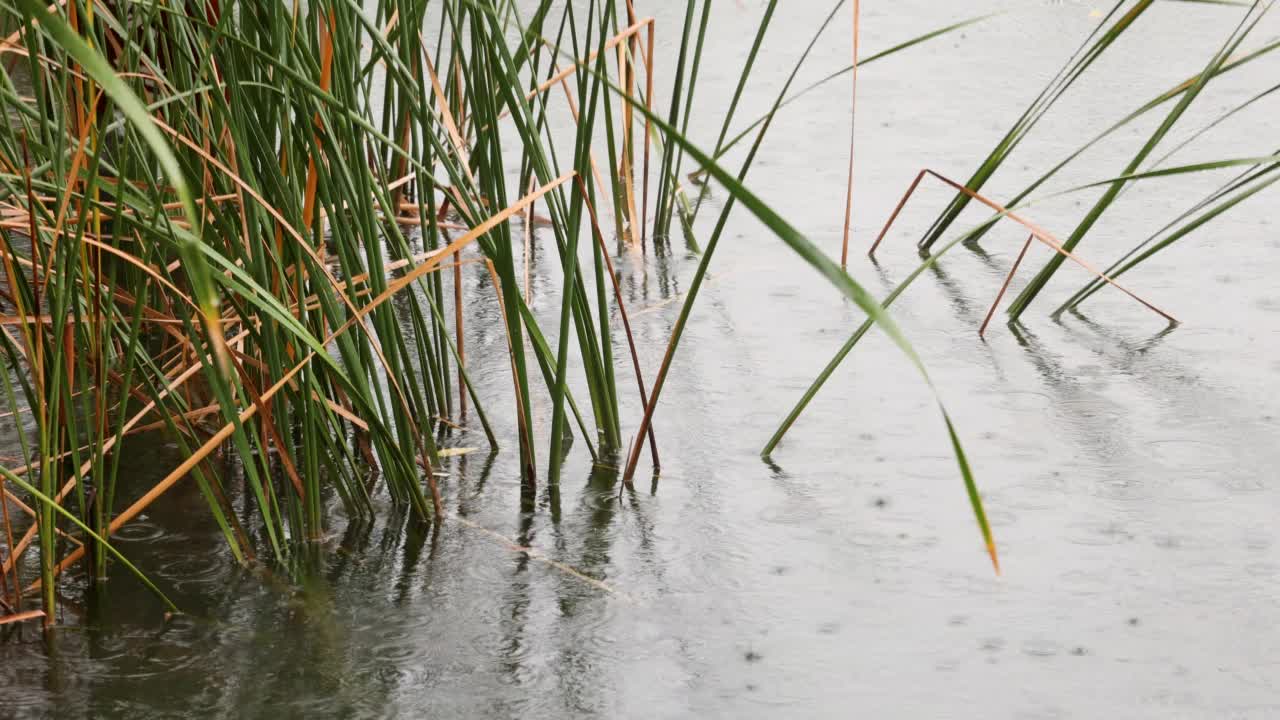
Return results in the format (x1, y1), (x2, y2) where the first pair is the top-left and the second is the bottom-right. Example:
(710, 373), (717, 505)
(0, 0), (1275, 641)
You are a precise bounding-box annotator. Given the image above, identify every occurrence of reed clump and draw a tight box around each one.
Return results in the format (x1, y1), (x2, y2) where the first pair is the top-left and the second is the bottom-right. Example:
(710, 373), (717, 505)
(12, 0), (1265, 627)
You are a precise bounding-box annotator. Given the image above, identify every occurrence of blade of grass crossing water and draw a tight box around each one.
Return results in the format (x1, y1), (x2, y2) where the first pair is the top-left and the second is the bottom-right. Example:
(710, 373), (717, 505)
(1006, 0), (1269, 320)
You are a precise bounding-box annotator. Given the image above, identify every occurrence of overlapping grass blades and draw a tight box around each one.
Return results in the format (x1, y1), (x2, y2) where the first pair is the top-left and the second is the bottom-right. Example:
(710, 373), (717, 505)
(1057, 153), (1280, 314)
(769, 0), (1278, 463)
(917, 0), (1158, 253)
(604, 1), (997, 569)
(0, 0), (1042, 626)
(1006, 0), (1271, 319)
(948, 35), (1280, 254)
(0, 0), (604, 621)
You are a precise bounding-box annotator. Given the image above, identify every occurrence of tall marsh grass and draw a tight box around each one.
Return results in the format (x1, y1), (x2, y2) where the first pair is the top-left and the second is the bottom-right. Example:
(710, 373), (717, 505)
(0, 0), (1272, 628)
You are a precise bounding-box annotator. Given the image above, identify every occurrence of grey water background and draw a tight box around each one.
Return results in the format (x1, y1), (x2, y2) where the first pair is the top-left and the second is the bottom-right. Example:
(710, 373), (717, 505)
(3, 1), (1280, 717)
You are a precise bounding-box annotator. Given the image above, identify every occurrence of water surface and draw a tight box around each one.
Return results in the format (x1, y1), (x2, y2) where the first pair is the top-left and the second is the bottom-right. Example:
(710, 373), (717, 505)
(3, 2), (1280, 717)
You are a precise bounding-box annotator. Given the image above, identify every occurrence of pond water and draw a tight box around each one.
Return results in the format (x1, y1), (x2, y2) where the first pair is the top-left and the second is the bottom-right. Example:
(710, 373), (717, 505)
(4, 1), (1280, 717)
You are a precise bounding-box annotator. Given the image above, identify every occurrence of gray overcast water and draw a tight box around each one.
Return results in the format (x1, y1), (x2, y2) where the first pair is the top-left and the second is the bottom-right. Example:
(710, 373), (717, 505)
(3, 1), (1280, 717)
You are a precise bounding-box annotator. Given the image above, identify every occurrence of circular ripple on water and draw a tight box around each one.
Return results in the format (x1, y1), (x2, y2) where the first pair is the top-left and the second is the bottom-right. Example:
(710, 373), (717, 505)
(111, 520), (166, 543)
(456, 525), (541, 583)
(1138, 439), (1235, 471)
(1021, 637), (1062, 658)
(458, 559), (626, 670)
(1150, 532), (1215, 552)
(4, 690), (55, 716)
(936, 571), (1004, 597)
(989, 478), (1066, 512)
(1092, 475), (1152, 503)
(755, 499), (825, 528)
(1056, 568), (1113, 596)
(556, 597), (624, 659)
(840, 526), (941, 554)
(66, 624), (210, 682)
(155, 554), (229, 592)
(343, 622), (436, 695)
(1215, 472), (1269, 495)
(1063, 520), (1135, 546)
(1144, 472), (1236, 504)
(640, 519), (755, 595)
(0, 648), (55, 715)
